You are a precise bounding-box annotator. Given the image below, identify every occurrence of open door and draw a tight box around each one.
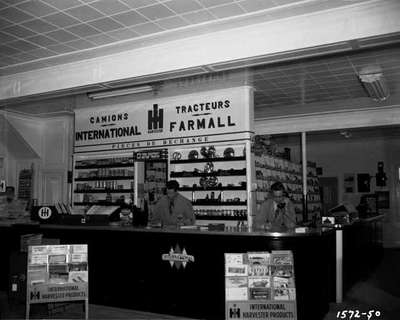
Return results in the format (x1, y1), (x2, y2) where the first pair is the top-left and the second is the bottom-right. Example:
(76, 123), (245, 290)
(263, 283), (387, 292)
(319, 177), (338, 216)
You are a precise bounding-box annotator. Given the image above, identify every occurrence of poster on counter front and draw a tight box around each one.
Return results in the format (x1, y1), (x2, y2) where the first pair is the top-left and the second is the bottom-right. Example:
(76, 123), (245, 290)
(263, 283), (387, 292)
(26, 244), (88, 319)
(225, 251), (297, 320)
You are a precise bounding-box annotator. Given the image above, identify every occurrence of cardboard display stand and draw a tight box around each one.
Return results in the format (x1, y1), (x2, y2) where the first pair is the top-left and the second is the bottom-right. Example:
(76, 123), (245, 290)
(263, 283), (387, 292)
(26, 244), (88, 319)
(225, 251), (297, 320)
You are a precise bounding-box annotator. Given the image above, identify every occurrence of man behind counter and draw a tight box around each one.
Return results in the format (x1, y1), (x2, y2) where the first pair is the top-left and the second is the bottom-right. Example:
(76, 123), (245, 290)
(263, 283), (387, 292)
(254, 182), (297, 230)
(150, 180), (195, 227)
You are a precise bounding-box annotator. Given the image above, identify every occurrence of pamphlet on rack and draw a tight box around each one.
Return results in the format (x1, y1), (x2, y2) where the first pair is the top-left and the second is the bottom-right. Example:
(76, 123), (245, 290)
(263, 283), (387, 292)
(26, 244), (89, 319)
(225, 250), (297, 320)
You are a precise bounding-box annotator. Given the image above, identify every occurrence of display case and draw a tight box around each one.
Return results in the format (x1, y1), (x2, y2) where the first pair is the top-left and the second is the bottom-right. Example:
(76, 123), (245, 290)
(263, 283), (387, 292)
(73, 153), (135, 207)
(169, 143), (248, 224)
(255, 155), (322, 222)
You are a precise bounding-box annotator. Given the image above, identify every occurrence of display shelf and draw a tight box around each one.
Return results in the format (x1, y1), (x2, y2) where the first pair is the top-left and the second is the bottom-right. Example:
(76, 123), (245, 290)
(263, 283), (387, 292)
(74, 189), (134, 193)
(195, 215), (247, 221)
(170, 156), (245, 164)
(75, 163), (134, 169)
(73, 201), (123, 206)
(179, 186), (246, 191)
(75, 176), (135, 182)
(171, 170), (246, 178)
(193, 201), (247, 206)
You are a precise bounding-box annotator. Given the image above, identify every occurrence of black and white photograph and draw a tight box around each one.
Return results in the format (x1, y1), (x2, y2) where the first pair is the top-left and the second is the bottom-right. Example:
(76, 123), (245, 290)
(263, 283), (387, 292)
(0, 0), (399, 319)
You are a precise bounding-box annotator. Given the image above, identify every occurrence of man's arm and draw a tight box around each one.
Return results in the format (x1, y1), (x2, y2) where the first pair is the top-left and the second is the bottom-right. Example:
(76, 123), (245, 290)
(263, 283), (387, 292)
(183, 199), (195, 225)
(284, 200), (297, 228)
(254, 200), (270, 229)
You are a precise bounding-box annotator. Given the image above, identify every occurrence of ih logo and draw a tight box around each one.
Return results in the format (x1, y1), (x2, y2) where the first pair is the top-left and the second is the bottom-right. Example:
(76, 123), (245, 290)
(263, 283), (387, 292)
(229, 304), (241, 319)
(30, 290), (40, 301)
(148, 104), (163, 133)
(38, 207), (52, 220)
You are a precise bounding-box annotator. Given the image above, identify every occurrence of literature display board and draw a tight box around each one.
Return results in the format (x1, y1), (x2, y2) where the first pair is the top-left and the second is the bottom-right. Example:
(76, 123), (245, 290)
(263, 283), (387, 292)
(26, 244), (88, 319)
(225, 251), (297, 320)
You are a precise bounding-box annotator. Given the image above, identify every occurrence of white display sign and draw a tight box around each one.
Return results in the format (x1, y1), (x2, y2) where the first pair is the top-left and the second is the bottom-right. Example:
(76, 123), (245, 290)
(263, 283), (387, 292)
(74, 86), (253, 153)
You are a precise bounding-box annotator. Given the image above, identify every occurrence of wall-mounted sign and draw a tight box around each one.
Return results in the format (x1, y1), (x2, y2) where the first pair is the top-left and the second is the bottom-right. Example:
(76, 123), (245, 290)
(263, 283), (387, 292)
(133, 149), (168, 161)
(162, 244), (195, 269)
(74, 87), (253, 153)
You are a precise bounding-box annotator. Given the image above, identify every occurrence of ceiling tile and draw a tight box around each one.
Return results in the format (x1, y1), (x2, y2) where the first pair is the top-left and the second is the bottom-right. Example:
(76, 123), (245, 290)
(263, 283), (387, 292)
(197, 0), (234, 8)
(88, 17), (125, 32)
(65, 38), (96, 50)
(7, 40), (41, 51)
(42, 12), (81, 28)
(0, 17), (11, 29)
(0, 2), (9, 10)
(137, 3), (175, 20)
(0, 7), (34, 23)
(208, 3), (245, 18)
(111, 10), (148, 26)
(238, 0), (276, 12)
(16, 0), (57, 17)
(86, 33), (116, 45)
(0, 31), (17, 43)
(41, 0), (82, 10)
(13, 52), (38, 62)
(65, 5), (104, 22)
(272, 0), (299, 6)
(182, 9), (215, 24)
(0, 45), (21, 55)
(120, 0), (159, 9)
(164, 0), (202, 14)
(89, 0), (131, 15)
(66, 23), (100, 37)
(156, 16), (188, 29)
(2, 0), (32, 4)
(22, 19), (59, 33)
(130, 22), (163, 35)
(28, 47), (57, 58)
(47, 43), (76, 54)
(107, 27), (139, 40)
(2, 25), (36, 38)
(46, 29), (79, 42)
(26, 34), (58, 46)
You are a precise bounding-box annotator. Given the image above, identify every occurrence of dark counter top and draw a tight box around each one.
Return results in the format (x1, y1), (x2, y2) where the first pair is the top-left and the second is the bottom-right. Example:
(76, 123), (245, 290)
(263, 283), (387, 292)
(1, 218), (333, 238)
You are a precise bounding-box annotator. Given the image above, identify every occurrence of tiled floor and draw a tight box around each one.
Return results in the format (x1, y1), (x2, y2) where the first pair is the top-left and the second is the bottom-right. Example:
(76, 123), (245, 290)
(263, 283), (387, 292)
(323, 248), (400, 320)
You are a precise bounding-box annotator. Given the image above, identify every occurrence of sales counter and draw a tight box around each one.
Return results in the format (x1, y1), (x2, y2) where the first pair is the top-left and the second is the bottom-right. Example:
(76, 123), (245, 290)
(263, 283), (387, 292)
(0, 217), (382, 320)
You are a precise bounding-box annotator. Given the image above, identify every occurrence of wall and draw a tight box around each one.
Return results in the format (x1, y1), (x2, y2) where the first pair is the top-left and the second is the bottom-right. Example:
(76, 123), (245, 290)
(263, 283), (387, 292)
(0, 111), (73, 205)
(274, 130), (400, 247)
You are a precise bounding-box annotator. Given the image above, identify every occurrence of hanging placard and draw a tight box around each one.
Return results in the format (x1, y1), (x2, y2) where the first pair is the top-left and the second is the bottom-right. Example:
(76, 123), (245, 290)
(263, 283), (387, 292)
(74, 86), (253, 153)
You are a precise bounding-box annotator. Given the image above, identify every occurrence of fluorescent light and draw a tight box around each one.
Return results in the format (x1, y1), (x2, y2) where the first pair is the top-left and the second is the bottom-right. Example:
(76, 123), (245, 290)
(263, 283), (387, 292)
(87, 85), (153, 100)
(358, 65), (389, 101)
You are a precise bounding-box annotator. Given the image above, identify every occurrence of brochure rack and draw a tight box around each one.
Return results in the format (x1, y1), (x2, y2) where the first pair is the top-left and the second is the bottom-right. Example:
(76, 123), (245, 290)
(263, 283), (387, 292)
(26, 244), (88, 320)
(225, 250), (297, 320)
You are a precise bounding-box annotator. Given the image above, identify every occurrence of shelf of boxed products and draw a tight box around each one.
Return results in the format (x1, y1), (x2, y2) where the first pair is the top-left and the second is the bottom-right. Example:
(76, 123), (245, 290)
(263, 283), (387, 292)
(73, 155), (135, 207)
(170, 144), (248, 221)
(255, 154), (322, 216)
(194, 209), (247, 221)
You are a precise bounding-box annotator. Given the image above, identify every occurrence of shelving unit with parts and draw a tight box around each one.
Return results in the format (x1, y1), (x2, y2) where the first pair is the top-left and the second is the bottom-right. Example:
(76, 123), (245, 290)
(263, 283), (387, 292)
(73, 154), (135, 207)
(169, 143), (248, 224)
(255, 155), (322, 222)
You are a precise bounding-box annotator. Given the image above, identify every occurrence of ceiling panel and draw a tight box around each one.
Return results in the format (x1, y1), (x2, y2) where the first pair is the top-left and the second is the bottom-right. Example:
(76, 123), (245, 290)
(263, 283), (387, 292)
(1, 0), (394, 77)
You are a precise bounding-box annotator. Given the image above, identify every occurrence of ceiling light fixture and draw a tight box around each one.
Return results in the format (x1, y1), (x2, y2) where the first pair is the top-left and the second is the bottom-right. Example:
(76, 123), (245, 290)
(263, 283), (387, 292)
(358, 65), (389, 101)
(87, 85), (153, 100)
